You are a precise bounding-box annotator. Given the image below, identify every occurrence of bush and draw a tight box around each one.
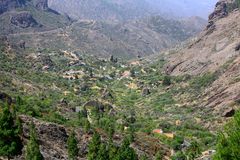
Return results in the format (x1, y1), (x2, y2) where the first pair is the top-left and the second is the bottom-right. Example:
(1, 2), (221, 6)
(171, 136), (184, 151)
(162, 76), (171, 86)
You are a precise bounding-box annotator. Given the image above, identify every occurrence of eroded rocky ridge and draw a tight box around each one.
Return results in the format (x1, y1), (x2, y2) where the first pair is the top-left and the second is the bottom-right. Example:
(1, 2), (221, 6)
(165, 0), (240, 122)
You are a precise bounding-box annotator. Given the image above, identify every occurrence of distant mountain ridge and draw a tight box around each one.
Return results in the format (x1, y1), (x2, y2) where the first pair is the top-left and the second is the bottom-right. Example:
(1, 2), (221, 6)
(0, 0), (208, 59)
(48, 0), (217, 20)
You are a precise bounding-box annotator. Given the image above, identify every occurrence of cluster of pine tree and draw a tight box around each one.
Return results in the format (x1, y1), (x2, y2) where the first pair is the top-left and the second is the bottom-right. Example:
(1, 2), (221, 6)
(0, 104), (23, 159)
(87, 131), (137, 160)
(66, 130), (138, 160)
(0, 103), (43, 160)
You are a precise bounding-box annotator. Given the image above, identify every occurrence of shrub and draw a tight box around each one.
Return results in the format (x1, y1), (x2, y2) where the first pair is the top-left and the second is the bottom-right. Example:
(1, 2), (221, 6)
(190, 73), (216, 89)
(162, 76), (171, 86)
(171, 136), (184, 151)
(171, 151), (187, 160)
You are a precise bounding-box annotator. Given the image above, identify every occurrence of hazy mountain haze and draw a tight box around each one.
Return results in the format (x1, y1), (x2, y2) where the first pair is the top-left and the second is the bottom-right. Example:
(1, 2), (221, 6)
(48, 0), (218, 20)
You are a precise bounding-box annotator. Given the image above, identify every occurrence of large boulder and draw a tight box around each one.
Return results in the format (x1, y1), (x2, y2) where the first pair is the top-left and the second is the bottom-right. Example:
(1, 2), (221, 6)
(222, 108), (235, 117)
(84, 100), (113, 112)
(10, 12), (39, 28)
(141, 87), (150, 96)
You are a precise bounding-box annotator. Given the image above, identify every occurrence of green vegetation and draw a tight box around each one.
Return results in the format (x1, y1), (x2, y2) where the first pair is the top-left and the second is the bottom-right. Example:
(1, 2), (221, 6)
(117, 137), (138, 160)
(88, 131), (101, 160)
(171, 151), (186, 160)
(186, 141), (201, 160)
(25, 122), (43, 160)
(162, 75), (172, 86)
(189, 72), (217, 89)
(67, 131), (79, 160)
(214, 111), (240, 160)
(227, 0), (240, 12)
(0, 104), (23, 159)
(0, 38), (237, 159)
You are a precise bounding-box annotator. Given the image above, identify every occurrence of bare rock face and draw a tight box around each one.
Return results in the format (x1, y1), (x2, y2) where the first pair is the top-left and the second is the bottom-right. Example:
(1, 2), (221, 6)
(205, 0), (229, 33)
(19, 115), (69, 160)
(10, 12), (39, 28)
(206, 0), (236, 31)
(208, 1), (228, 22)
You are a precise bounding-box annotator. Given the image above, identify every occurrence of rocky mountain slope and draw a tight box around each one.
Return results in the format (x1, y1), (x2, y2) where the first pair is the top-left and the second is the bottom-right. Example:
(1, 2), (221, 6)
(0, 0), (71, 35)
(165, 0), (240, 123)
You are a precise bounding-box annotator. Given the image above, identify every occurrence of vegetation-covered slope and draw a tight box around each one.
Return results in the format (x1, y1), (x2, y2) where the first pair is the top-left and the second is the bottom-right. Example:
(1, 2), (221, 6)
(0, 0), (239, 160)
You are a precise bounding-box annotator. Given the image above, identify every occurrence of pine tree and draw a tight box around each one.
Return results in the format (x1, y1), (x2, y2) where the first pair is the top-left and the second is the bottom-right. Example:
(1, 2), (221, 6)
(87, 131), (101, 160)
(25, 122), (43, 160)
(0, 104), (23, 159)
(67, 131), (79, 160)
(118, 137), (137, 160)
(97, 143), (109, 160)
(84, 119), (91, 133)
(108, 139), (118, 160)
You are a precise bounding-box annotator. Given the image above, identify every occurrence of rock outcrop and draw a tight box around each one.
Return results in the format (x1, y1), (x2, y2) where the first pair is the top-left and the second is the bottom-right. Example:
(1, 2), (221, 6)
(10, 12), (39, 28)
(208, 1), (228, 22)
(141, 87), (151, 96)
(222, 108), (235, 117)
(84, 100), (113, 113)
(20, 115), (69, 160)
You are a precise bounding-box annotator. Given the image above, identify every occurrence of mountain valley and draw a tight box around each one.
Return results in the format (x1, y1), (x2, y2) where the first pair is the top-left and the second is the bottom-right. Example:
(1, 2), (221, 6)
(0, 0), (240, 160)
